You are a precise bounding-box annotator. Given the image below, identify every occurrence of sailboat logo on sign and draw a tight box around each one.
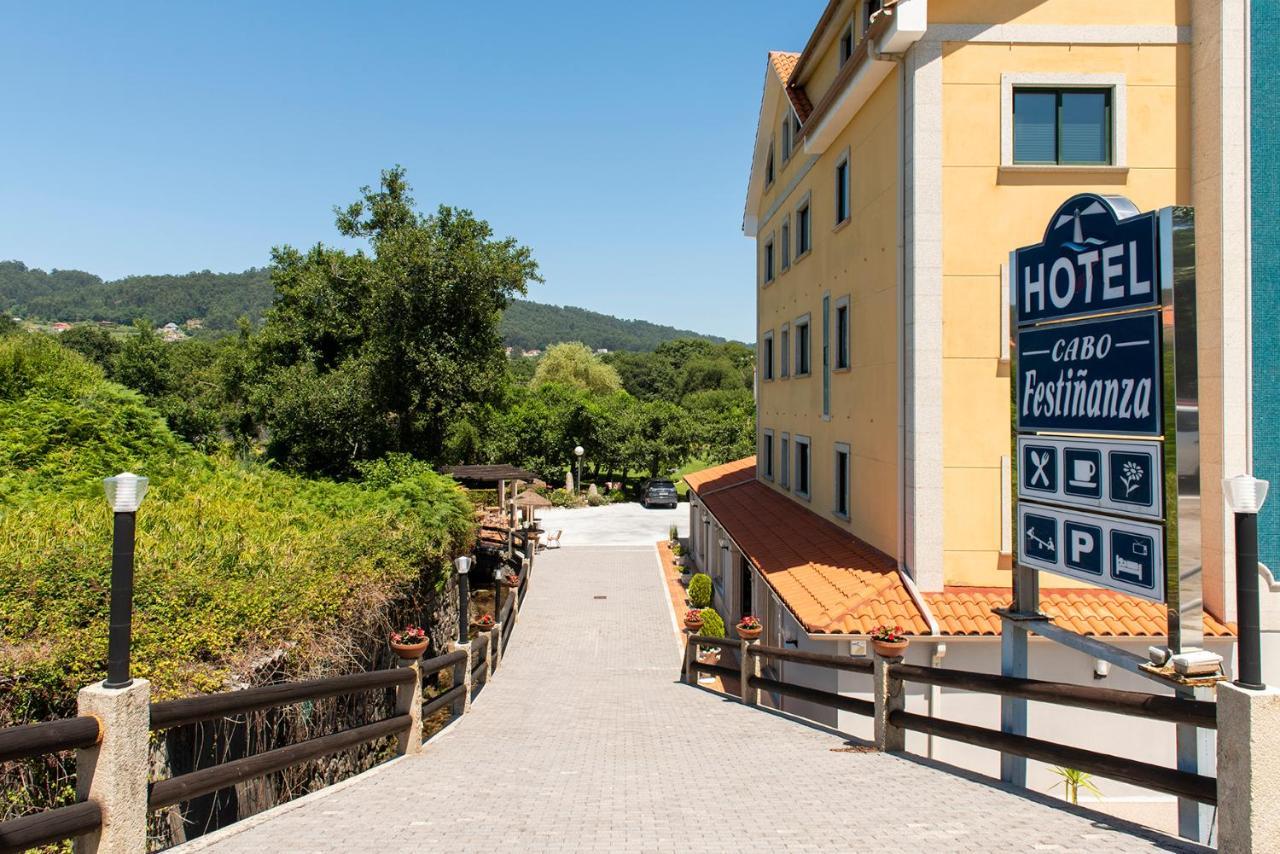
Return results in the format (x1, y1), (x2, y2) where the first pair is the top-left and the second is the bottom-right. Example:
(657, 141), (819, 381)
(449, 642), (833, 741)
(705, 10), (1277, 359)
(1014, 193), (1160, 326)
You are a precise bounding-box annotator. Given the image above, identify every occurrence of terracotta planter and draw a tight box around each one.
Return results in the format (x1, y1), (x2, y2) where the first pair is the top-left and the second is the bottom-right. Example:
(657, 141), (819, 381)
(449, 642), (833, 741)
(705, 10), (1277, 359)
(471, 621), (495, 633)
(390, 639), (429, 660)
(502, 577), (521, 589)
(736, 625), (763, 641)
(683, 617), (704, 633)
(872, 638), (909, 659)
(697, 648), (721, 666)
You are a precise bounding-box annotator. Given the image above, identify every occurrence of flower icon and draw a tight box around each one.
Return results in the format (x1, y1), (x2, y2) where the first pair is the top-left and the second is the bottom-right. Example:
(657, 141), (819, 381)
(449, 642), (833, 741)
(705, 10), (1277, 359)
(1120, 461), (1143, 496)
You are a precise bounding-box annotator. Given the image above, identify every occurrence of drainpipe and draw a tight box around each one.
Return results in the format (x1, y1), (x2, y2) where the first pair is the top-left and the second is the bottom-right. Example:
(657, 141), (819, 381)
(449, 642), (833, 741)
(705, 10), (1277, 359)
(927, 641), (948, 758)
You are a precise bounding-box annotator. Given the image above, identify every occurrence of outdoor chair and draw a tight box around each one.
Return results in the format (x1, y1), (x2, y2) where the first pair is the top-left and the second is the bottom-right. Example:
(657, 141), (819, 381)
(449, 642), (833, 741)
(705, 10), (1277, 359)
(544, 530), (563, 550)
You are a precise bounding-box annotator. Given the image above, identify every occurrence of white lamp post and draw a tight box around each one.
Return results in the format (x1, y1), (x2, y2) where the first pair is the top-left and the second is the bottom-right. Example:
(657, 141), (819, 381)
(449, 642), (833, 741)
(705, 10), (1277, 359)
(1223, 475), (1270, 689)
(574, 445), (584, 495)
(454, 555), (472, 644)
(102, 472), (149, 688)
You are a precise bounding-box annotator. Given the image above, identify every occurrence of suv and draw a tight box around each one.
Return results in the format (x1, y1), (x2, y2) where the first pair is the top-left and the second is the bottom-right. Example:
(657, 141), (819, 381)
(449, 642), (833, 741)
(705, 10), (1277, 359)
(640, 479), (678, 509)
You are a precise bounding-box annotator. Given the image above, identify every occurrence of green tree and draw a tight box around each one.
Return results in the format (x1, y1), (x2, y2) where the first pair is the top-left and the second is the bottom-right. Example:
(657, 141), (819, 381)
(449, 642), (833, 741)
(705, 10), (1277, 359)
(531, 342), (622, 395)
(250, 166), (540, 476)
(57, 325), (120, 368)
(679, 355), (743, 398)
(111, 320), (172, 398)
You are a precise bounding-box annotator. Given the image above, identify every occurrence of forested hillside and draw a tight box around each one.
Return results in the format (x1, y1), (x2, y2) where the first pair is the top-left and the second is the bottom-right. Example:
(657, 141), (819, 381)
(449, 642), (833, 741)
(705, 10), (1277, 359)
(500, 300), (723, 351)
(1, 260), (727, 351)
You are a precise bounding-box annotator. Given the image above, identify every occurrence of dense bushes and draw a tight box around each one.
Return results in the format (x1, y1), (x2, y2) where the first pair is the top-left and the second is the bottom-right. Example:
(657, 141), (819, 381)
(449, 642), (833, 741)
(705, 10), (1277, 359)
(0, 333), (474, 722)
(687, 573), (712, 608)
(698, 608), (725, 639)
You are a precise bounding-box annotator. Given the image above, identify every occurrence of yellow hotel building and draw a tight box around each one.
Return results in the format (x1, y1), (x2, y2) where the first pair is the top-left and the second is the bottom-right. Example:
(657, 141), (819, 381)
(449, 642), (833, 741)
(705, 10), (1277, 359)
(686, 0), (1259, 826)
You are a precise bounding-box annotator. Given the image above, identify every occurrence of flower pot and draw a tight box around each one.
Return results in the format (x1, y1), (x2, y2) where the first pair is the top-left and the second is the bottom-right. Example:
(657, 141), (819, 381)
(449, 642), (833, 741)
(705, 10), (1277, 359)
(390, 639), (429, 660)
(502, 578), (521, 589)
(736, 625), (763, 641)
(697, 648), (721, 666)
(683, 617), (704, 633)
(872, 638), (909, 659)
(471, 621), (495, 633)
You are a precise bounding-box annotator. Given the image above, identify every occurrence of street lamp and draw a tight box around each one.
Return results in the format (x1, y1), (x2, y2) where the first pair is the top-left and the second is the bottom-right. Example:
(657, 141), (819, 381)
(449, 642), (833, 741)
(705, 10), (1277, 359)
(1223, 474), (1270, 689)
(102, 472), (149, 689)
(454, 555), (472, 644)
(574, 445), (584, 495)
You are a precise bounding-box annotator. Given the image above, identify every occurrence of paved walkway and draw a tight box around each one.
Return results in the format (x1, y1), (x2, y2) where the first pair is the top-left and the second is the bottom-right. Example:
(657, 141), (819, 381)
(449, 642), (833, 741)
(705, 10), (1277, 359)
(184, 547), (1206, 853)
(536, 502), (686, 546)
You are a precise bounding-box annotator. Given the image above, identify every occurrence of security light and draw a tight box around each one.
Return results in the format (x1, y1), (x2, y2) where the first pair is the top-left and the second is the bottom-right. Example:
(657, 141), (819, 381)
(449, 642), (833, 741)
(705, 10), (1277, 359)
(453, 555), (473, 576)
(103, 473), (149, 513)
(574, 445), (584, 457)
(1223, 475), (1269, 514)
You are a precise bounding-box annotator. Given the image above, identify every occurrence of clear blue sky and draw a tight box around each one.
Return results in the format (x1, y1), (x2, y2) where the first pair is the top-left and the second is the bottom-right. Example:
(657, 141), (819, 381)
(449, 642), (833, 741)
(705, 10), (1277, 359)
(0, 1), (825, 340)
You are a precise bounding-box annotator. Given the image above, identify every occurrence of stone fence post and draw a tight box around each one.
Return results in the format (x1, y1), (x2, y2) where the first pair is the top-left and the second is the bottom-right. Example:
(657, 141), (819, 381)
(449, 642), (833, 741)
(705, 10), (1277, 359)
(394, 658), (424, 755)
(75, 679), (150, 854)
(872, 652), (905, 753)
(1216, 682), (1280, 851)
(450, 640), (473, 715)
(739, 639), (760, 706)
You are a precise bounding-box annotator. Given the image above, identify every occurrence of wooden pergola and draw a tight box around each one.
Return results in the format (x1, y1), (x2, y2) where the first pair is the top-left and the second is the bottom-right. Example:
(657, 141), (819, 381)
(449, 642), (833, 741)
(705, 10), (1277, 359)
(440, 464), (541, 510)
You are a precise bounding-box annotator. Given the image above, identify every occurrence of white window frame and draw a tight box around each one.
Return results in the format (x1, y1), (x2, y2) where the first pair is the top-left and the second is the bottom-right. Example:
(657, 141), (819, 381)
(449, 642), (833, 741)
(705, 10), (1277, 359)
(762, 233), (776, 286)
(834, 148), (851, 227)
(999, 73), (1127, 171)
(780, 214), (792, 272)
(781, 113), (794, 162)
(794, 192), (813, 260)
(762, 429), (775, 480)
(794, 434), (812, 500)
(780, 323), (791, 379)
(765, 140), (776, 188)
(794, 312), (812, 377)
(834, 295), (851, 371)
(838, 21), (855, 66)
(780, 432), (791, 489)
(833, 442), (851, 519)
(762, 330), (775, 381)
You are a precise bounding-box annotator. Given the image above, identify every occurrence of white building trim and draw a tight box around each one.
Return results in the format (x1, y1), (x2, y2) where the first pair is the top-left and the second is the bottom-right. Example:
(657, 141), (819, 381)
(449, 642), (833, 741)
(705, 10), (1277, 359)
(998, 72), (1128, 169)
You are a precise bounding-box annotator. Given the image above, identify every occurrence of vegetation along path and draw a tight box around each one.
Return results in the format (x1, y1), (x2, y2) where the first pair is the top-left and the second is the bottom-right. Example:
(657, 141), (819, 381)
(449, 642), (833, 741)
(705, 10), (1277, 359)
(181, 546), (1207, 853)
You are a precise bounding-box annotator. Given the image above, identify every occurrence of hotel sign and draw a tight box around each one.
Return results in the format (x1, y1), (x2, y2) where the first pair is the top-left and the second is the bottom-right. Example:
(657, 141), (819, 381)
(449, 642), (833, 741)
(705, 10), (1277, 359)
(1013, 193), (1168, 604)
(1014, 194), (1159, 326)
(1016, 313), (1162, 436)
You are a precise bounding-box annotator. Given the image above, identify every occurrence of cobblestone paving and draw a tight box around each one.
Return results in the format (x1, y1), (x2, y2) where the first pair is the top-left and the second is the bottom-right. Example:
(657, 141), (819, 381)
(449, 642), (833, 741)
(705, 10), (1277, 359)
(185, 547), (1207, 853)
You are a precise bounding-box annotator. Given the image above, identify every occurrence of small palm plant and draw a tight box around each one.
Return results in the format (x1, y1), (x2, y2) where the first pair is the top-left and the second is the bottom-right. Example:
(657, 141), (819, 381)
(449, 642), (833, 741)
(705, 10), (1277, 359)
(1050, 767), (1101, 805)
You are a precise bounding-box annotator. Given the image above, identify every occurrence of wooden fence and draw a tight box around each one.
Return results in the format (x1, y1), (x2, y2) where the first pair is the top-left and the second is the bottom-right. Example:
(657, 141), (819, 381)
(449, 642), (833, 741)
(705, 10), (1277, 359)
(683, 634), (1216, 806)
(0, 539), (533, 854)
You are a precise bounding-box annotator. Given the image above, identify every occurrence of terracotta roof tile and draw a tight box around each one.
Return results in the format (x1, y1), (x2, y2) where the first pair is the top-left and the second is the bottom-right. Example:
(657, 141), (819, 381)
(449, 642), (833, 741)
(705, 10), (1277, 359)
(685, 457), (930, 636)
(924, 587), (1234, 638)
(768, 50), (814, 122)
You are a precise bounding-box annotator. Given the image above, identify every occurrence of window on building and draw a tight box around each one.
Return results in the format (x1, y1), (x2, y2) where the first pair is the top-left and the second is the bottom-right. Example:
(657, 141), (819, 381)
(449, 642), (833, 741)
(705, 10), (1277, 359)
(763, 237), (775, 284)
(1013, 88), (1111, 165)
(835, 298), (850, 369)
(864, 0), (883, 32)
(762, 429), (775, 479)
(835, 157), (850, 224)
(762, 331), (775, 380)
(795, 436), (811, 498)
(821, 296), (830, 416)
(782, 115), (793, 161)
(780, 324), (791, 378)
(834, 443), (851, 518)
(796, 201), (812, 256)
(765, 143), (775, 186)
(780, 433), (791, 489)
(781, 216), (792, 271)
(839, 23), (854, 66)
(795, 317), (811, 376)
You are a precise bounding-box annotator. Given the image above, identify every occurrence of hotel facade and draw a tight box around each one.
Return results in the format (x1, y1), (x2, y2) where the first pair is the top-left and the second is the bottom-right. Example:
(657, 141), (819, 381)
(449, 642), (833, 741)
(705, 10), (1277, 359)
(686, 0), (1271, 826)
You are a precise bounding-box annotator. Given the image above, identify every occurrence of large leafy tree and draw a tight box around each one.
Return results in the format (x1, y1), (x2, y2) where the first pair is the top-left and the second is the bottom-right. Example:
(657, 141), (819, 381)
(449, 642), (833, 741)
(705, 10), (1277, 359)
(251, 167), (540, 475)
(531, 342), (622, 395)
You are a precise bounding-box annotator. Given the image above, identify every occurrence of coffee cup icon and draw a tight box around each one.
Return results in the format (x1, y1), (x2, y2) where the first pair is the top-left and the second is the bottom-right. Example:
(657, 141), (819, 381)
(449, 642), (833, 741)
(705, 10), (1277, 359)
(1070, 458), (1097, 487)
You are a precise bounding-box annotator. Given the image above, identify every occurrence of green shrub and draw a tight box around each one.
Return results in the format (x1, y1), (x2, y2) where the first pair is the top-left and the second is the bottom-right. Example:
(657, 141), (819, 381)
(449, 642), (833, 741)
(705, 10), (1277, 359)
(606, 489), (626, 504)
(699, 608), (725, 639)
(668, 524), (679, 542)
(586, 492), (606, 506)
(687, 573), (712, 608)
(547, 488), (582, 508)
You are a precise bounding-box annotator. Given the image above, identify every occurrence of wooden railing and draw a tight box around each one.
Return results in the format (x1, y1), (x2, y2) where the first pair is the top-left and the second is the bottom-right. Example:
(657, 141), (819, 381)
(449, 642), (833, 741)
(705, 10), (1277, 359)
(682, 634), (1217, 806)
(0, 718), (104, 853)
(0, 555), (533, 853)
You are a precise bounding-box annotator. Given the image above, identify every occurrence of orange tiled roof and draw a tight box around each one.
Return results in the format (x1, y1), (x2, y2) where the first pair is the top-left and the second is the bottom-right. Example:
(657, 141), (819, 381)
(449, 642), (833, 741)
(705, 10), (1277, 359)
(926, 587), (1235, 638)
(683, 457), (756, 493)
(768, 50), (814, 122)
(685, 458), (931, 636)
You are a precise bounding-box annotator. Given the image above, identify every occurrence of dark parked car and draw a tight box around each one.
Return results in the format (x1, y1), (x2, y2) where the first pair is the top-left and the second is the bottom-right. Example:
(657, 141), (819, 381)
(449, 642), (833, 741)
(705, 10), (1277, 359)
(640, 479), (678, 509)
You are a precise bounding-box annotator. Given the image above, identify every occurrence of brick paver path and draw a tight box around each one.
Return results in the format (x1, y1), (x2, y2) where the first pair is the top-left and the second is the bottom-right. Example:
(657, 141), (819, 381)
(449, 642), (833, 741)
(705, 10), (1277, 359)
(184, 547), (1208, 853)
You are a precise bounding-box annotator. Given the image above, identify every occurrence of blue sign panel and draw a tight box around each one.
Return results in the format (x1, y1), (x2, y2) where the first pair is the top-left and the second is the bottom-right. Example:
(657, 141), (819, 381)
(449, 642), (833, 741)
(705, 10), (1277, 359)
(1015, 436), (1164, 521)
(1014, 194), (1159, 326)
(1017, 503), (1166, 602)
(1016, 312), (1162, 436)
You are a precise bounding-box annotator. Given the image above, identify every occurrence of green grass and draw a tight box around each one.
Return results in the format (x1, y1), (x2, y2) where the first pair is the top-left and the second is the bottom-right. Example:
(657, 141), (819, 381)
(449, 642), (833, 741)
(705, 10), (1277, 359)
(673, 457), (713, 497)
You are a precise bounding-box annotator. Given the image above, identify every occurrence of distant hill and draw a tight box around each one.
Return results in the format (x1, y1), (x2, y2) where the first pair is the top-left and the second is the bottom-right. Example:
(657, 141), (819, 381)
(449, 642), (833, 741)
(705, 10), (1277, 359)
(0, 261), (725, 351)
(500, 300), (723, 352)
